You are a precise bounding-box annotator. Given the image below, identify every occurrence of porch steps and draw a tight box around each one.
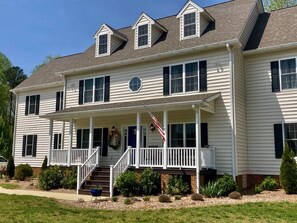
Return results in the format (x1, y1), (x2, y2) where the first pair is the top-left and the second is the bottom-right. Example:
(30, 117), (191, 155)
(78, 166), (111, 197)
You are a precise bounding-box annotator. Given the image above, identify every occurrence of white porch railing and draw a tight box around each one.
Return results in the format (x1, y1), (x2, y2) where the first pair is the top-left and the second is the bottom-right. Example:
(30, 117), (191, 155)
(50, 148), (97, 166)
(76, 147), (100, 194)
(167, 147), (196, 168)
(109, 147), (132, 197)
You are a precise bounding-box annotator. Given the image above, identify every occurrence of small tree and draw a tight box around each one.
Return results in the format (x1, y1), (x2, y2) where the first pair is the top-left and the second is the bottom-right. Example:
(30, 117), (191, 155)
(41, 156), (48, 171)
(280, 144), (297, 194)
(6, 156), (15, 178)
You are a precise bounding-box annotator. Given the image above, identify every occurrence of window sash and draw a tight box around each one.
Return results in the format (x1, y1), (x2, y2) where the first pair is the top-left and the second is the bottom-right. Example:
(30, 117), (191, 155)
(54, 133), (62, 149)
(138, 24), (148, 47)
(78, 128), (103, 149)
(29, 95), (36, 114)
(26, 135), (33, 156)
(284, 123), (297, 155)
(129, 77), (142, 92)
(184, 13), (196, 37)
(99, 34), (108, 54)
(56, 91), (63, 111)
(83, 77), (104, 103)
(170, 123), (196, 148)
(280, 58), (297, 90)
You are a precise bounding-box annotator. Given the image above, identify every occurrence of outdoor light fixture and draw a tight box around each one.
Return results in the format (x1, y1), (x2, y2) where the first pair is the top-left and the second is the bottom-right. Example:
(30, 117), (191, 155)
(150, 123), (156, 132)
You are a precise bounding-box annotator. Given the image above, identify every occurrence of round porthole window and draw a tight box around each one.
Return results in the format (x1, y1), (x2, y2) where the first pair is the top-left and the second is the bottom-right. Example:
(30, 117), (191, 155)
(129, 76), (142, 92)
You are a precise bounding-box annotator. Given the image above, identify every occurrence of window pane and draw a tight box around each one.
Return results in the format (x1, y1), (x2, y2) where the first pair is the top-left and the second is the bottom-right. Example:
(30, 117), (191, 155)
(138, 24), (148, 47)
(82, 129), (90, 149)
(29, 95), (36, 114)
(93, 128), (102, 148)
(282, 74), (297, 89)
(184, 13), (196, 25)
(186, 123), (196, 147)
(129, 77), (142, 92)
(84, 79), (93, 103)
(99, 34), (108, 54)
(171, 79), (183, 93)
(185, 62), (198, 77)
(99, 34), (107, 44)
(285, 123), (297, 155)
(171, 124), (184, 147)
(138, 36), (148, 46)
(184, 13), (196, 37)
(26, 135), (33, 156)
(281, 59), (296, 74)
(95, 78), (104, 101)
(184, 25), (196, 37)
(186, 76), (198, 92)
(138, 25), (148, 35)
(171, 65), (183, 78)
(85, 79), (93, 90)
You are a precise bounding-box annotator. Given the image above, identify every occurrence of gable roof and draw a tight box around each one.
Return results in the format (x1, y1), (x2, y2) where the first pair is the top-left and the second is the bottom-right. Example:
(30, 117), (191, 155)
(93, 23), (128, 41)
(14, 0), (258, 91)
(245, 6), (297, 52)
(176, 0), (214, 21)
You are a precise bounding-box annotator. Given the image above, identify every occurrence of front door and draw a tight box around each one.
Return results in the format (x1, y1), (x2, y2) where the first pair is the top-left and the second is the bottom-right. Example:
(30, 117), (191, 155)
(128, 126), (137, 148)
(123, 125), (147, 152)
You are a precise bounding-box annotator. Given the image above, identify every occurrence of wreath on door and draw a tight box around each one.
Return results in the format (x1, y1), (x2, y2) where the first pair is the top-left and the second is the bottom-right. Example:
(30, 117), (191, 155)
(109, 127), (121, 149)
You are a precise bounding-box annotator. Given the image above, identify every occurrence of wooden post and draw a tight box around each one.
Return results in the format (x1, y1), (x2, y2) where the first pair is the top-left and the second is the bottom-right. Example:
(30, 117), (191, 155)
(195, 108), (201, 193)
(163, 111), (168, 169)
(136, 113), (141, 168)
(68, 118), (73, 166)
(48, 119), (53, 166)
(109, 165), (114, 198)
(88, 116), (94, 159)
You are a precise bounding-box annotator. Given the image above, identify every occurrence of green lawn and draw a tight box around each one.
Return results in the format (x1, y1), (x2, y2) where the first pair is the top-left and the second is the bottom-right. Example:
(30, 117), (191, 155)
(0, 194), (296, 223)
(0, 183), (19, 189)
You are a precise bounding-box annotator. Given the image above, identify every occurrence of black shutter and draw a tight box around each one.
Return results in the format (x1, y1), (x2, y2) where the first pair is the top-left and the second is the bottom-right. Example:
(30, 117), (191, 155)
(102, 128), (109, 157)
(77, 129), (82, 148)
(32, 135), (37, 157)
(25, 96), (29, 115)
(35, 95), (40, 115)
(163, 67), (170, 96)
(22, 135), (27, 157)
(61, 91), (64, 110)
(271, 61), (280, 92)
(274, 124), (283, 159)
(104, 76), (110, 102)
(199, 60), (207, 92)
(56, 92), (60, 112)
(54, 134), (58, 149)
(201, 123), (208, 147)
(59, 133), (62, 149)
(79, 80), (84, 105)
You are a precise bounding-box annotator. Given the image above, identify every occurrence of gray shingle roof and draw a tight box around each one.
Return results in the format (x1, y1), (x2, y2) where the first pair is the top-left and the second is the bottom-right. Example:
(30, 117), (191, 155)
(245, 6), (297, 51)
(42, 92), (220, 118)
(15, 0), (257, 90)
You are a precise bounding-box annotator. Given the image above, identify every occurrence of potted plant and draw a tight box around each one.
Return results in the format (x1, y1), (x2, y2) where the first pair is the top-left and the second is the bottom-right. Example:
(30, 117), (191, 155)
(90, 185), (103, 197)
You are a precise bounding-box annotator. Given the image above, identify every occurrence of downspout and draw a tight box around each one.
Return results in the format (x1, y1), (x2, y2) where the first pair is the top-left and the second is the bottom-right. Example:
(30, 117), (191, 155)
(226, 44), (237, 181)
(12, 93), (19, 158)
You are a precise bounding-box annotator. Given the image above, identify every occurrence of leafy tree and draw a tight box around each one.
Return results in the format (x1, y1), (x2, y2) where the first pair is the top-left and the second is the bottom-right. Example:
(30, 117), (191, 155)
(0, 52), (12, 78)
(31, 55), (59, 73)
(280, 144), (297, 194)
(263, 0), (297, 11)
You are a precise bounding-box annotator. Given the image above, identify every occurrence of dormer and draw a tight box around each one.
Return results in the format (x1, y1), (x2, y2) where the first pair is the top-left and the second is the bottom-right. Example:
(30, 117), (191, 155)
(132, 13), (167, 50)
(93, 24), (127, 57)
(177, 0), (214, 40)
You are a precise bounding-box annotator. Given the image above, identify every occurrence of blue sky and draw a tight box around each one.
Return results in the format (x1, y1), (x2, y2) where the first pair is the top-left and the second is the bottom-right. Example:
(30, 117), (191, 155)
(0, 0), (224, 75)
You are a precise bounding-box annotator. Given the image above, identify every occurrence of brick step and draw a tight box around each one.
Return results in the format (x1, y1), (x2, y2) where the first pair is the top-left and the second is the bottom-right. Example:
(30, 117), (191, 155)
(78, 188), (110, 197)
(90, 175), (110, 180)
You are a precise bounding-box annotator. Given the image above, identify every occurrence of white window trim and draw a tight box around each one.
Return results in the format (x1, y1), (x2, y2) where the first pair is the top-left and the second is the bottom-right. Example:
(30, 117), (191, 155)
(277, 57), (297, 92)
(98, 34), (109, 56)
(135, 22), (151, 50)
(83, 76), (105, 104)
(24, 134), (36, 157)
(128, 76), (143, 93)
(168, 60), (200, 95)
(53, 133), (62, 150)
(180, 11), (199, 41)
(26, 95), (39, 115)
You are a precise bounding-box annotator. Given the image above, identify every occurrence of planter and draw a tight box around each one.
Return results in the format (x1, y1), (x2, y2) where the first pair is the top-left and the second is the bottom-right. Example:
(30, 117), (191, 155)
(90, 188), (102, 197)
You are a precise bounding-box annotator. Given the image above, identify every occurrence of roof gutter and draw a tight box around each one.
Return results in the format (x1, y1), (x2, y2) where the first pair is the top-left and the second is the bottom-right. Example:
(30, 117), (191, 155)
(56, 39), (241, 76)
(243, 42), (297, 56)
(11, 81), (64, 94)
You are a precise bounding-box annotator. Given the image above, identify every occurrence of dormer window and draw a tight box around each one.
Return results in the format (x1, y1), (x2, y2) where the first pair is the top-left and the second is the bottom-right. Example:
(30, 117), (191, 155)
(138, 24), (148, 47)
(99, 34), (108, 55)
(184, 12), (196, 37)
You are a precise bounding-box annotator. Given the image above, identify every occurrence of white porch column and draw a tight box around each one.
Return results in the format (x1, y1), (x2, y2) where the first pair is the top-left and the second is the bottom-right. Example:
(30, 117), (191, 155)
(88, 116), (94, 158)
(48, 119), (53, 166)
(195, 108), (201, 193)
(136, 113), (141, 168)
(68, 118), (73, 166)
(163, 110), (168, 169)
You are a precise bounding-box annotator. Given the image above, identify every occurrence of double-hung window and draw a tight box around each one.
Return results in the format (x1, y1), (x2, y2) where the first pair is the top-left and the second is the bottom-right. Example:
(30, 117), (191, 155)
(99, 34), (108, 55)
(83, 77), (104, 103)
(284, 123), (297, 155)
(184, 12), (196, 37)
(56, 91), (63, 111)
(169, 123), (196, 147)
(54, 133), (62, 149)
(22, 134), (37, 157)
(25, 95), (40, 115)
(281, 58), (297, 90)
(138, 24), (148, 47)
(170, 62), (199, 94)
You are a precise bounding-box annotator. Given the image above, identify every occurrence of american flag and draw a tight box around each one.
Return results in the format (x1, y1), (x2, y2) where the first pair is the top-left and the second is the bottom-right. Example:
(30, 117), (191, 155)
(148, 111), (166, 142)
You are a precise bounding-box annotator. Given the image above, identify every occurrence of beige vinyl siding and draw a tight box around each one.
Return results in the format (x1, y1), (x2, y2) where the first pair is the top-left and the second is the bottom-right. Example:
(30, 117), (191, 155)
(234, 48), (248, 175)
(245, 49), (297, 175)
(239, 1), (260, 49)
(65, 49), (233, 174)
(151, 26), (163, 46)
(14, 87), (65, 167)
(199, 14), (209, 36)
(110, 36), (123, 54)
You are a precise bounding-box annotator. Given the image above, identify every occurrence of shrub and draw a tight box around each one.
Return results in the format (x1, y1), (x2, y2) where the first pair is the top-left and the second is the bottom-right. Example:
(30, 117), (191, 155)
(112, 196), (118, 202)
(158, 194), (171, 203)
(77, 198), (85, 203)
(115, 171), (140, 197)
(191, 193), (204, 201)
(6, 156), (14, 178)
(280, 145), (297, 194)
(216, 173), (237, 196)
(260, 176), (278, 191)
(124, 198), (134, 205)
(15, 164), (33, 181)
(175, 195), (182, 200)
(140, 168), (160, 195)
(166, 175), (190, 195)
(38, 166), (63, 190)
(41, 156), (48, 171)
(200, 181), (222, 197)
(228, 191), (242, 199)
(61, 168), (77, 189)
(143, 196), (150, 202)
(254, 185), (262, 194)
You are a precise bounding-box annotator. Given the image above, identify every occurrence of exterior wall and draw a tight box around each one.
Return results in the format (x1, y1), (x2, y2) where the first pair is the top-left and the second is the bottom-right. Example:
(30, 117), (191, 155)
(234, 48), (248, 176)
(110, 36), (123, 54)
(151, 26), (163, 46)
(239, 0), (260, 49)
(14, 86), (66, 167)
(199, 15), (209, 36)
(245, 48), (297, 175)
(65, 49), (233, 174)
(134, 15), (152, 49)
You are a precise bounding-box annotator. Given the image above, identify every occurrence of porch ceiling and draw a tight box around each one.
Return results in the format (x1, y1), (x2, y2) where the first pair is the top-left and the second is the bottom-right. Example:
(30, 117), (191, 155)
(41, 92), (220, 121)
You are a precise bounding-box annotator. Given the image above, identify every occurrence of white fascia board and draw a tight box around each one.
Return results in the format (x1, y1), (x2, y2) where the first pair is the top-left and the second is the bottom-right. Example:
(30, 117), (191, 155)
(11, 81), (64, 94)
(243, 42), (297, 56)
(132, 12), (155, 29)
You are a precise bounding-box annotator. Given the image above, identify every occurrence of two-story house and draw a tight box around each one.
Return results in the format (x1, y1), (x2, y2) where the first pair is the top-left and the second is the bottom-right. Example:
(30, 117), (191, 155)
(11, 0), (297, 196)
